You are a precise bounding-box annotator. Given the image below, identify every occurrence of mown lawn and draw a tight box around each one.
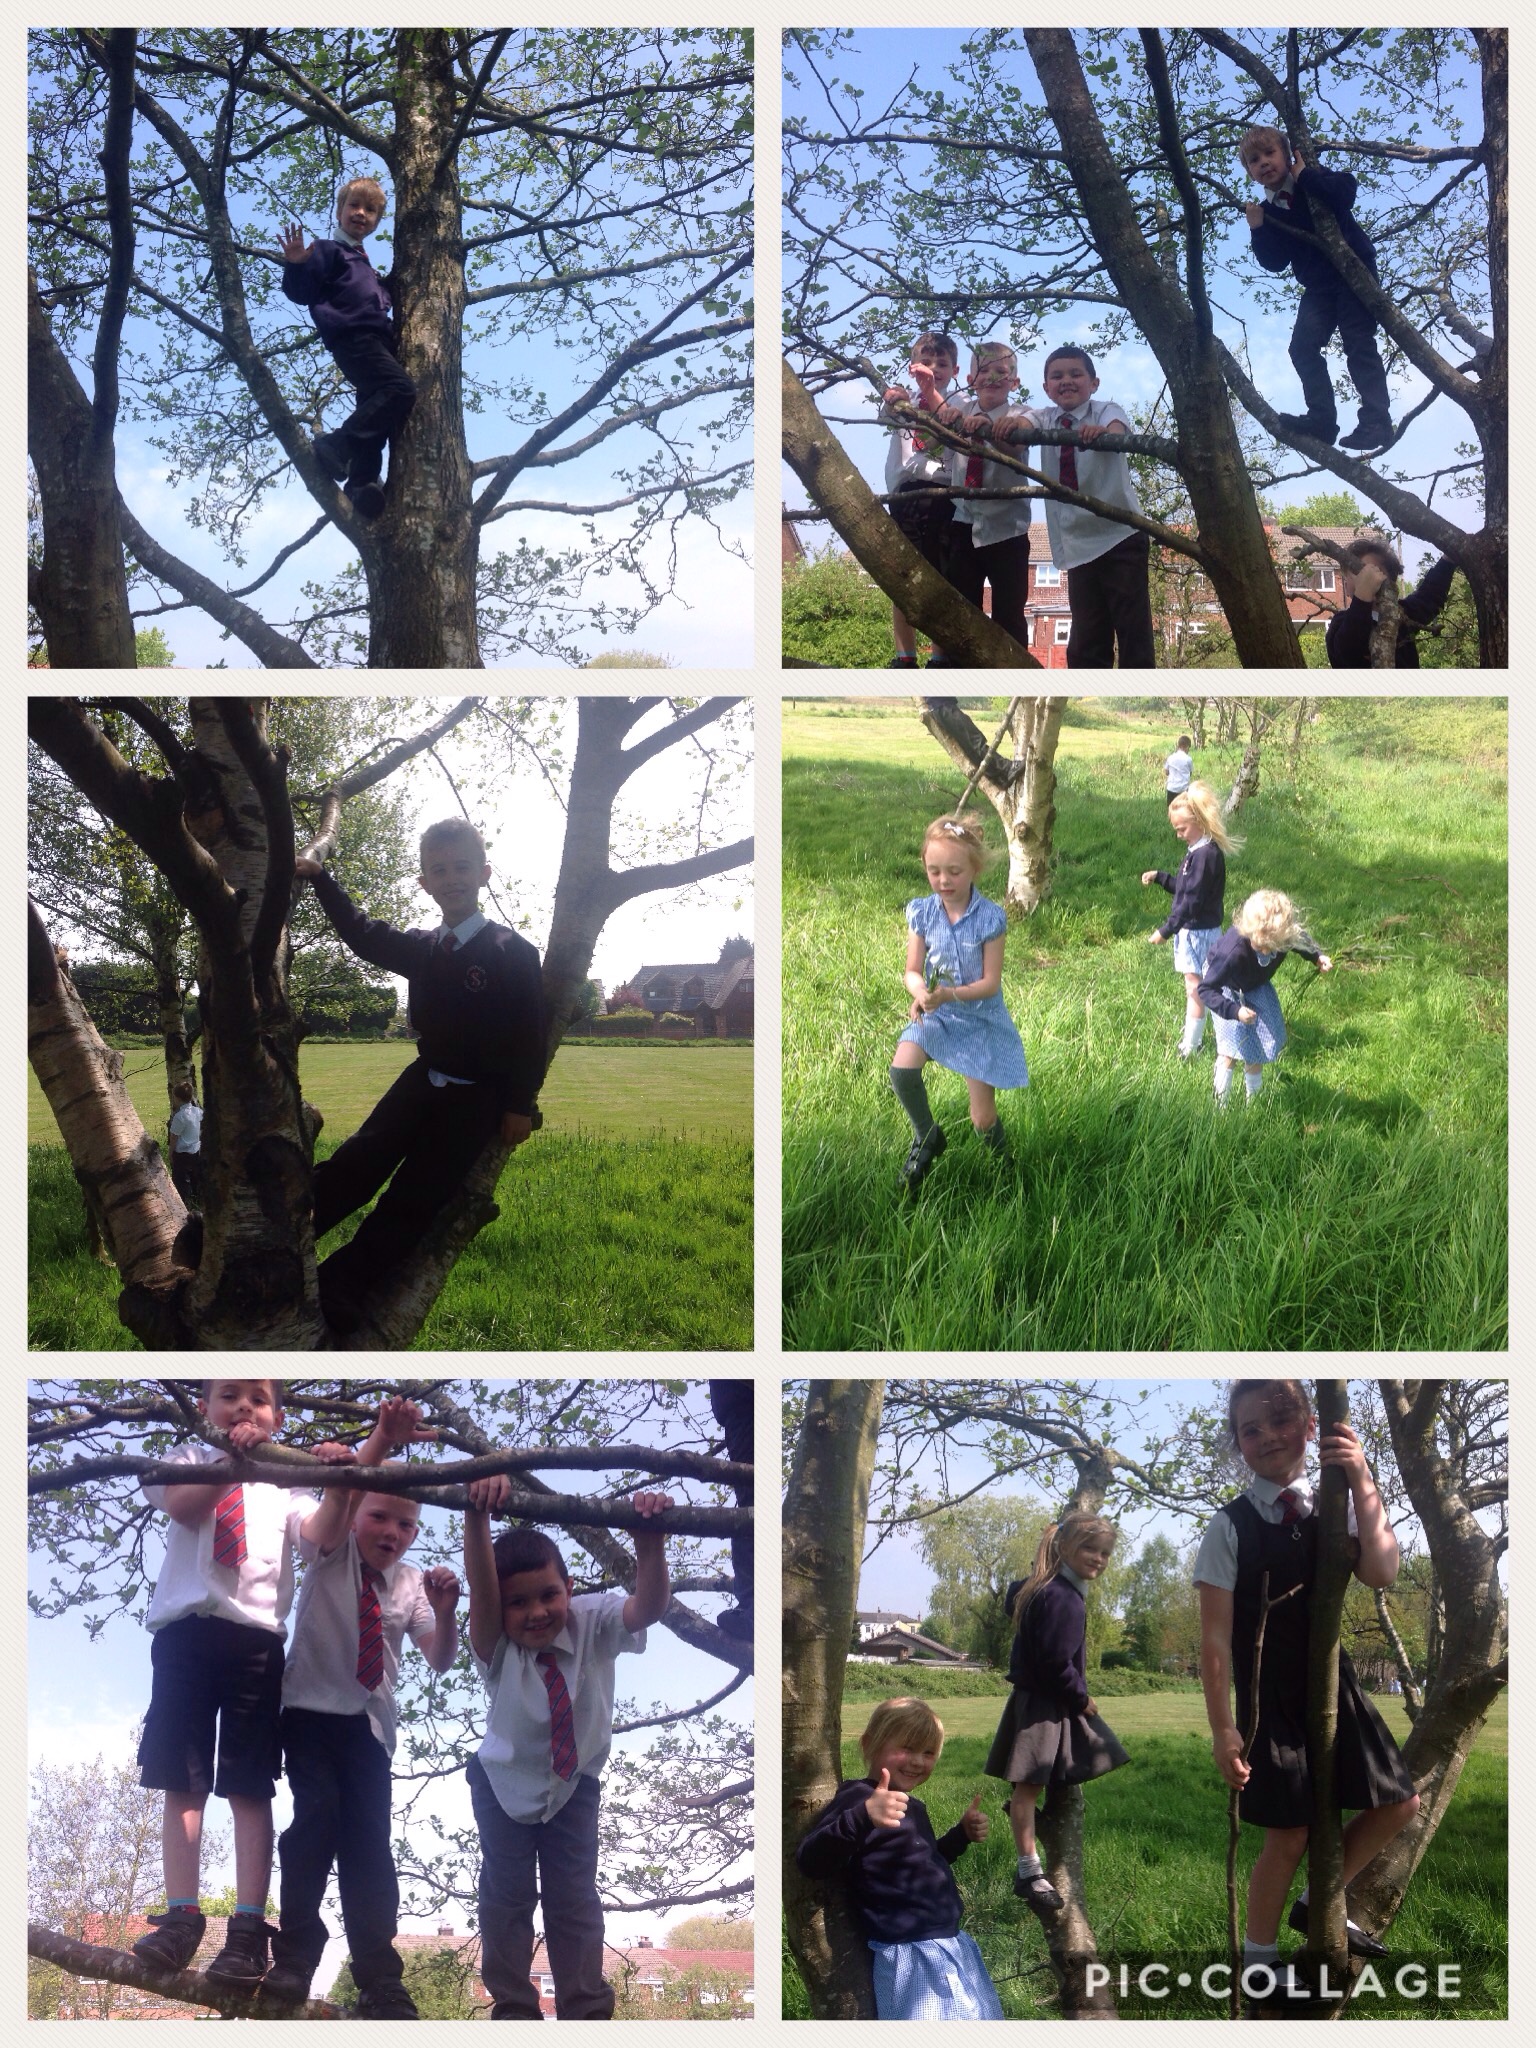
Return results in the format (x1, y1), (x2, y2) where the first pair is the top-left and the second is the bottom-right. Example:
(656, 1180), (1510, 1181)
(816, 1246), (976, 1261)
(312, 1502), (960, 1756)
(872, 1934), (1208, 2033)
(28, 1043), (752, 1351)
(782, 698), (1507, 1351)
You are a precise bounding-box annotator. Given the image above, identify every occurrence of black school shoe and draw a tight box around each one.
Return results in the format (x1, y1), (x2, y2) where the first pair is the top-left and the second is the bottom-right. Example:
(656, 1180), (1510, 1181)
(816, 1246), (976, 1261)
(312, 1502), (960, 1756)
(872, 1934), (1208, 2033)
(354, 1983), (422, 2019)
(901, 1124), (946, 1194)
(312, 431), (352, 483)
(1275, 412), (1339, 446)
(132, 1909), (206, 1973)
(203, 1913), (272, 1986)
(1339, 415), (1393, 451)
(347, 480), (387, 520)
(1286, 1898), (1389, 1957)
(258, 1959), (316, 2006)
(1014, 1871), (1064, 1915)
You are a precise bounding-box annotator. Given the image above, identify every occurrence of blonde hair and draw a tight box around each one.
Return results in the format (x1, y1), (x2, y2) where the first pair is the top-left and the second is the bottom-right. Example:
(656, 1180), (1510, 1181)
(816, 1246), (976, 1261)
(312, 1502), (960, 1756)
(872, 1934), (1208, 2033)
(922, 813), (986, 874)
(971, 341), (1018, 377)
(1169, 780), (1242, 856)
(1238, 125), (1286, 167)
(337, 176), (387, 217)
(859, 1696), (945, 1763)
(1011, 1512), (1117, 1629)
(1233, 887), (1314, 954)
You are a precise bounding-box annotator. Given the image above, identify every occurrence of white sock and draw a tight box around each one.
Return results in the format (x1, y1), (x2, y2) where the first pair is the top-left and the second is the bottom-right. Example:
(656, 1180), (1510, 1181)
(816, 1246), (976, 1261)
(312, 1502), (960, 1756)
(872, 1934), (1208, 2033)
(1016, 1853), (1043, 1879)
(1243, 1939), (1278, 1962)
(1215, 1064), (1233, 1101)
(1245, 1068), (1263, 1099)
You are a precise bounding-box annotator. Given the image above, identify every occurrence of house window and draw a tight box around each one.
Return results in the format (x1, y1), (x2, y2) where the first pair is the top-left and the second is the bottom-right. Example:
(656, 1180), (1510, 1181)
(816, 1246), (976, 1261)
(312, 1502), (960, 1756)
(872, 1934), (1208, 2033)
(1034, 564), (1062, 587)
(1053, 618), (1072, 644)
(1319, 566), (1336, 592)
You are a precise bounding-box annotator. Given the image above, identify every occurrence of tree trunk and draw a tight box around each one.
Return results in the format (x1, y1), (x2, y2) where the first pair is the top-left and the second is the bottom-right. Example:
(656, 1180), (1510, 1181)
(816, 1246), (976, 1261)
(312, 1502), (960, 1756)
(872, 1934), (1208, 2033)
(1038, 1787), (1119, 2019)
(1372, 1588), (1422, 1722)
(783, 1381), (886, 2019)
(1022, 30), (1306, 668)
(781, 361), (1042, 668)
(1304, 1381), (1352, 1972)
(1346, 1382), (1507, 1934)
(1223, 743), (1261, 818)
(918, 697), (1067, 911)
(1471, 29), (1508, 668)
(27, 272), (137, 667)
(360, 31), (482, 668)
(149, 921), (194, 1104)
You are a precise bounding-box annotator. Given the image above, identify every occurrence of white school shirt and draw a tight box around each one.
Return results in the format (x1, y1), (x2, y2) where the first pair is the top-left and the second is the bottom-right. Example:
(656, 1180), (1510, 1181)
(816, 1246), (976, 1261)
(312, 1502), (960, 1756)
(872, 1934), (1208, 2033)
(143, 1440), (318, 1635)
(1033, 398), (1143, 570)
(1164, 749), (1193, 794)
(1191, 1472), (1359, 1591)
(281, 1529), (437, 1753)
(168, 1103), (203, 1154)
(883, 384), (960, 494)
(948, 397), (1034, 547)
(474, 1591), (645, 1823)
(427, 910), (489, 1088)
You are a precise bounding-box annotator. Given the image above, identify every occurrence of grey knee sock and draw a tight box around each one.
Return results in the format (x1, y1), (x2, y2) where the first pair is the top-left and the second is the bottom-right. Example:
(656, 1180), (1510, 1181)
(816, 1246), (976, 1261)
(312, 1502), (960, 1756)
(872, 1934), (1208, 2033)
(890, 1065), (934, 1139)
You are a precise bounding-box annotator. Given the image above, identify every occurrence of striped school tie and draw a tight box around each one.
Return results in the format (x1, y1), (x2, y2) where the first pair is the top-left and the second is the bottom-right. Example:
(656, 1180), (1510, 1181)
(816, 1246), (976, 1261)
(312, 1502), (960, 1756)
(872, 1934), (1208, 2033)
(440, 930), (459, 954)
(1060, 417), (1078, 491)
(537, 1650), (578, 1781)
(1277, 1487), (1304, 1525)
(212, 1486), (246, 1568)
(357, 1565), (385, 1691)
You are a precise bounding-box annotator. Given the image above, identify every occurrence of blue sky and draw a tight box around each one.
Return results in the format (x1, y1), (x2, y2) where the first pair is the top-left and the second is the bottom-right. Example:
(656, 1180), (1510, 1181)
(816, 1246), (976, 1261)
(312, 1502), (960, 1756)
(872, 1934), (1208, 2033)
(27, 1380), (754, 1955)
(783, 28), (1489, 581)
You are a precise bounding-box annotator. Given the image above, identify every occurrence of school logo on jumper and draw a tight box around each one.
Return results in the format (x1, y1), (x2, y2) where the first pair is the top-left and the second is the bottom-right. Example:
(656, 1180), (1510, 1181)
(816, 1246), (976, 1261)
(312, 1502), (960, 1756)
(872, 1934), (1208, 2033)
(464, 965), (488, 992)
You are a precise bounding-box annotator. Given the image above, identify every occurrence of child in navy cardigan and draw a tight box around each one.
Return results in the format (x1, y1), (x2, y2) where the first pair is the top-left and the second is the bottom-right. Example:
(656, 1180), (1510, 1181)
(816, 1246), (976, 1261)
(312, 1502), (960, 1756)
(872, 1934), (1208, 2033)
(1141, 780), (1240, 1059)
(293, 817), (546, 1331)
(1197, 889), (1333, 1103)
(1239, 127), (1392, 452)
(280, 177), (417, 520)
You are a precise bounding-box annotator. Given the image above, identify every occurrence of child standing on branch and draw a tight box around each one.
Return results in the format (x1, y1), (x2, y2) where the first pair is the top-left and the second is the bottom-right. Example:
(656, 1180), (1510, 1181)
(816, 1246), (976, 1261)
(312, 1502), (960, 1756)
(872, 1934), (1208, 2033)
(1239, 128), (1394, 452)
(280, 177), (417, 520)
(1141, 781), (1239, 1060)
(985, 1514), (1129, 1919)
(1193, 1379), (1419, 1975)
(891, 814), (1029, 1193)
(881, 331), (963, 669)
(796, 1696), (1001, 2020)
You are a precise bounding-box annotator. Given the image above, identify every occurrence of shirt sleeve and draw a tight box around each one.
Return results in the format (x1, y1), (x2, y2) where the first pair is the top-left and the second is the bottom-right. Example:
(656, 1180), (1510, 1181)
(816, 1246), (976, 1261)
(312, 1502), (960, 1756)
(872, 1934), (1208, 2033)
(310, 867), (428, 977)
(906, 897), (931, 938)
(1248, 209), (1293, 274)
(284, 1493), (322, 1545)
(141, 1438), (206, 1509)
(405, 1574), (438, 1650)
(584, 1589), (646, 1656)
(1191, 1511), (1238, 1590)
(280, 241), (341, 308)
(1401, 554), (1456, 628)
(971, 896), (1007, 945)
(795, 1785), (874, 1876)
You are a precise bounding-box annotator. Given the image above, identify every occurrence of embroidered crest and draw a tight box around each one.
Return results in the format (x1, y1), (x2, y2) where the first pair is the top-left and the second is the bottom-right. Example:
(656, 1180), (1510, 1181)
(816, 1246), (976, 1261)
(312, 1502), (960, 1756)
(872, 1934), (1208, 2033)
(464, 965), (488, 992)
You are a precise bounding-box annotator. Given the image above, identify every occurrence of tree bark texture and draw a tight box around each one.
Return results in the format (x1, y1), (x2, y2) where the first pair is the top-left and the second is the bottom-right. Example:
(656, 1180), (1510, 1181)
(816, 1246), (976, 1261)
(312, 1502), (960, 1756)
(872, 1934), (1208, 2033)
(1346, 1381), (1507, 1934)
(918, 697), (1067, 911)
(782, 360), (1042, 668)
(1022, 30), (1307, 669)
(27, 1924), (347, 2022)
(1038, 1786), (1119, 2019)
(1304, 1380), (1352, 1971)
(782, 1381), (886, 2019)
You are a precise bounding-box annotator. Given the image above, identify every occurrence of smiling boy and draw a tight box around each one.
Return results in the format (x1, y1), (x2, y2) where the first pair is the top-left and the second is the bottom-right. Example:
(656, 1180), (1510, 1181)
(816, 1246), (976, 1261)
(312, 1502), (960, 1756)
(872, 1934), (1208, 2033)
(462, 1492), (674, 2019)
(279, 176), (417, 519)
(293, 818), (546, 1334)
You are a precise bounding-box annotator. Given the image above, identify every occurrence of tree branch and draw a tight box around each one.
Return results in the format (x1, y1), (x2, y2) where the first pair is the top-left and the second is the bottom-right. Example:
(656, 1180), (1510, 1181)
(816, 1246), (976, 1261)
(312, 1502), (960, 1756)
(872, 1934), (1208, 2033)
(117, 500), (320, 667)
(91, 30), (138, 450)
(27, 1924), (347, 2021)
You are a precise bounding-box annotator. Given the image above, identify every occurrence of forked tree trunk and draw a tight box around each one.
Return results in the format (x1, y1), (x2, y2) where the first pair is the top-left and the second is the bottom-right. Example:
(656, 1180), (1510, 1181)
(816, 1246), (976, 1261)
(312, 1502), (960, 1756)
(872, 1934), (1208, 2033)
(918, 697), (1068, 911)
(783, 1381), (886, 2019)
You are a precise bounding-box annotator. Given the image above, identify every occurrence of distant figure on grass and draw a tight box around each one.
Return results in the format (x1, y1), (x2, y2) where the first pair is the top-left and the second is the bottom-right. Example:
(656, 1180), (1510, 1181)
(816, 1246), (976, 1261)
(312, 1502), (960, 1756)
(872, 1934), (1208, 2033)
(986, 1514), (1129, 1919)
(293, 817), (546, 1332)
(280, 177), (417, 520)
(1141, 781), (1241, 1060)
(1239, 129), (1393, 452)
(1326, 541), (1457, 668)
(881, 331), (962, 669)
(462, 1489), (676, 2018)
(1164, 734), (1193, 805)
(1193, 1379), (1419, 1996)
(910, 341), (1036, 659)
(1196, 888), (1332, 1105)
(796, 1695), (1001, 2020)
(892, 814), (1029, 1194)
(263, 1396), (471, 2018)
(132, 1379), (354, 1988)
(167, 1077), (203, 1209)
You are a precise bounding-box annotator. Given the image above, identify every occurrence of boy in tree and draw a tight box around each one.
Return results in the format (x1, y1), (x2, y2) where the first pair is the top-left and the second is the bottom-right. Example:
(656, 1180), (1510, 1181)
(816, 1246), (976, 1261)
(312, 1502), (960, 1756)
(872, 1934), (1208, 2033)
(462, 1493), (675, 2018)
(1239, 127), (1394, 451)
(881, 331), (963, 668)
(293, 818), (546, 1333)
(279, 176), (417, 520)
(263, 1396), (496, 2017)
(1325, 539), (1456, 668)
(133, 1380), (354, 1987)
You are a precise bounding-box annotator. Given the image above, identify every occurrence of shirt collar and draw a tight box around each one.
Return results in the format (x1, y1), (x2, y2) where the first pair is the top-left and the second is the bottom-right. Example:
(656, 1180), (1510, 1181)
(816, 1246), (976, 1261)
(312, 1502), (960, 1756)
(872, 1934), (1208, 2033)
(336, 227), (365, 249)
(441, 910), (488, 946)
(1191, 835), (1212, 850)
(1059, 1562), (1088, 1593)
(1249, 1472), (1312, 1513)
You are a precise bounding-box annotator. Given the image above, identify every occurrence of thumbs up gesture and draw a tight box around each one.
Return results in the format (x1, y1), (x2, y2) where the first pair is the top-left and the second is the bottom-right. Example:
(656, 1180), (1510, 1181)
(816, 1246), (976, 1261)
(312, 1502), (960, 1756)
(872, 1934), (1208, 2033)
(960, 1793), (989, 1842)
(866, 1767), (909, 1829)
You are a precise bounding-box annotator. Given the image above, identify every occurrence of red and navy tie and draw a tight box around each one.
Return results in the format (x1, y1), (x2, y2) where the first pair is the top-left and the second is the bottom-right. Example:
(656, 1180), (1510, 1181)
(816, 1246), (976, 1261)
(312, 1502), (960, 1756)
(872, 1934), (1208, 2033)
(357, 1565), (385, 1691)
(965, 451), (985, 490)
(537, 1650), (578, 1781)
(1278, 1487), (1304, 1525)
(440, 930), (459, 955)
(1060, 417), (1078, 491)
(213, 1486), (247, 1568)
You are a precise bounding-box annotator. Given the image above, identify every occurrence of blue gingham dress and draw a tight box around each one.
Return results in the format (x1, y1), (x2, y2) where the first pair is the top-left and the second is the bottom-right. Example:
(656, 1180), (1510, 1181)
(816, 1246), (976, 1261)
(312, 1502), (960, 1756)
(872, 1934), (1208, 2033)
(870, 1932), (1005, 2020)
(1211, 962), (1288, 1064)
(1173, 925), (1220, 975)
(898, 890), (1029, 1087)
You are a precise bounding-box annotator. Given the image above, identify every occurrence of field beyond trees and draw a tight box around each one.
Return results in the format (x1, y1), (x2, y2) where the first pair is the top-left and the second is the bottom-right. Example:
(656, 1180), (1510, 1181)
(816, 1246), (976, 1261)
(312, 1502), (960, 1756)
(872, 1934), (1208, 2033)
(782, 698), (1507, 1351)
(30, 1043), (751, 1351)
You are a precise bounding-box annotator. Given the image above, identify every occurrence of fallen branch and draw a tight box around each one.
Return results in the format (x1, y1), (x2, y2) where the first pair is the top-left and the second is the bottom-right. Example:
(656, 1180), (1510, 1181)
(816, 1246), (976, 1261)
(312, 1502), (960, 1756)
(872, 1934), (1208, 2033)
(27, 1923), (348, 2020)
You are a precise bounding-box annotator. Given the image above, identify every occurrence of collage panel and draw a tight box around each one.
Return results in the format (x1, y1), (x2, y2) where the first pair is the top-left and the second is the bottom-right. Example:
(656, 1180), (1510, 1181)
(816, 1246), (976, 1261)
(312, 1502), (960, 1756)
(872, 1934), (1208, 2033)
(783, 1376), (1508, 2021)
(782, 26), (1501, 673)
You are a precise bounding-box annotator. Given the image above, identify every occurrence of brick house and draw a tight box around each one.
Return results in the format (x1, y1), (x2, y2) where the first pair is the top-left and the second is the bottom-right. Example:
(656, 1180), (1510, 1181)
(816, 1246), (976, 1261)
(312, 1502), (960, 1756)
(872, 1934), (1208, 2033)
(611, 955), (754, 1038)
(395, 1930), (754, 2018)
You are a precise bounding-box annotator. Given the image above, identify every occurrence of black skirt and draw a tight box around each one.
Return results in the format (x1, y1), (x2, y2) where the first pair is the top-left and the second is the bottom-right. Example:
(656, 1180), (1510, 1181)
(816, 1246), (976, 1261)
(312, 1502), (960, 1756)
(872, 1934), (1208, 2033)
(985, 1686), (1130, 1790)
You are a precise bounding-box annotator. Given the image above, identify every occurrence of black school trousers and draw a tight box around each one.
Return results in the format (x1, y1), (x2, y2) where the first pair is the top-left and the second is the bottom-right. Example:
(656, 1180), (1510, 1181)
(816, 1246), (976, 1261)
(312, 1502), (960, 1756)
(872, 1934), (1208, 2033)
(273, 1707), (402, 1989)
(945, 525), (1030, 648)
(325, 330), (417, 484)
(1290, 279), (1391, 428)
(1066, 531), (1156, 668)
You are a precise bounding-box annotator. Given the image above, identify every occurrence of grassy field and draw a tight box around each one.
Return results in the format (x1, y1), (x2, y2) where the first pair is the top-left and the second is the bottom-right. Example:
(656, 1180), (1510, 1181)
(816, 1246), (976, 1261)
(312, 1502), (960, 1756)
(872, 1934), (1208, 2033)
(29, 1043), (752, 1351)
(782, 698), (1507, 1351)
(784, 1691), (1508, 2019)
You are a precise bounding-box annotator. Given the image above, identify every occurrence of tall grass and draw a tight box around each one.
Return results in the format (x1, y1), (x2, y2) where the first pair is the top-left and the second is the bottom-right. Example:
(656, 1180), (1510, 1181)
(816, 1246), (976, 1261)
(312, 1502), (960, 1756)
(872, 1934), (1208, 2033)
(783, 700), (1506, 1351)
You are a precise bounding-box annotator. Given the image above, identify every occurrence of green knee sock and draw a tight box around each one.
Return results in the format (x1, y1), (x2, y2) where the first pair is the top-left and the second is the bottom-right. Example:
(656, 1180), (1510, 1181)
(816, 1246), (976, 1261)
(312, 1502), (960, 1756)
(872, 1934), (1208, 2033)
(890, 1065), (934, 1139)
